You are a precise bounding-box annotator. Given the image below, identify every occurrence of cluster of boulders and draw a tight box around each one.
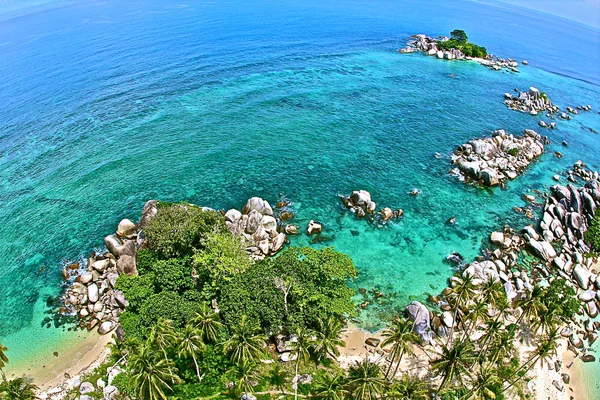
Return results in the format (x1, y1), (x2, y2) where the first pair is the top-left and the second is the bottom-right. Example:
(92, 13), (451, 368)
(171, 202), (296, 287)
(224, 197), (288, 259)
(398, 34), (527, 73)
(341, 190), (403, 222)
(418, 162), (600, 369)
(504, 87), (558, 115)
(479, 57), (523, 72)
(452, 129), (546, 186)
(73, 369), (122, 400)
(62, 217), (141, 336)
(398, 34), (466, 60)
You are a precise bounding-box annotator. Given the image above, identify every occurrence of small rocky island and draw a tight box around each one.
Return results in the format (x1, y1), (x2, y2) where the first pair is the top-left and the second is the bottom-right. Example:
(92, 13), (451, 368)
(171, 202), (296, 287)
(452, 129), (546, 186)
(504, 86), (558, 115)
(399, 30), (526, 72)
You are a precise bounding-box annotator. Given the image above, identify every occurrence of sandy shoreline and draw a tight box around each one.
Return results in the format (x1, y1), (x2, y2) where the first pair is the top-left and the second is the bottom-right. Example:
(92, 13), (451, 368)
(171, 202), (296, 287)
(14, 261), (600, 396)
(5, 332), (113, 394)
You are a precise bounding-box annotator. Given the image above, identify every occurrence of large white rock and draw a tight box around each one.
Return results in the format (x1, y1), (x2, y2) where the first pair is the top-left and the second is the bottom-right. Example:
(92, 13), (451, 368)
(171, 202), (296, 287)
(116, 219), (137, 236)
(80, 272), (94, 285)
(490, 232), (504, 246)
(242, 197), (274, 216)
(528, 238), (557, 261)
(579, 290), (596, 302)
(350, 190), (371, 206)
(573, 265), (591, 290)
(79, 382), (95, 395)
(225, 209), (242, 223)
(87, 283), (99, 303)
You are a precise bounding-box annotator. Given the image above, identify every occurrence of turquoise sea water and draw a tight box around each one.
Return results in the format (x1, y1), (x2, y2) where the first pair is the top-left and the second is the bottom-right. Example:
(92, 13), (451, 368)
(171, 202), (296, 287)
(0, 0), (599, 392)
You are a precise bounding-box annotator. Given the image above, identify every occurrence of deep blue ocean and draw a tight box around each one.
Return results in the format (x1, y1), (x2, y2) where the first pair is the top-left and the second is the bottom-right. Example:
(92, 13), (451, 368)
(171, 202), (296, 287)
(0, 0), (599, 392)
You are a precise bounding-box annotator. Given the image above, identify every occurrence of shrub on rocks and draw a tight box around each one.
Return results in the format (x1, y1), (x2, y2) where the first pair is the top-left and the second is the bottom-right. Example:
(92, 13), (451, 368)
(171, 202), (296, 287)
(585, 211), (600, 252)
(143, 203), (226, 258)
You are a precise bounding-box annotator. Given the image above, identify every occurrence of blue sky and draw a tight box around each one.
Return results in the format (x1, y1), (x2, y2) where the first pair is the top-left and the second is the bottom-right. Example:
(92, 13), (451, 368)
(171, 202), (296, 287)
(489, 0), (600, 28)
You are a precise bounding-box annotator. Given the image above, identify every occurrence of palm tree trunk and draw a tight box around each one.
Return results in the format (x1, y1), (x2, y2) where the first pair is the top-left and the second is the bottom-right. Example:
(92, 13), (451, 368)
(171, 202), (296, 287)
(391, 349), (405, 380)
(294, 357), (300, 400)
(445, 304), (461, 347)
(501, 355), (539, 393)
(192, 354), (202, 383)
(384, 346), (398, 379)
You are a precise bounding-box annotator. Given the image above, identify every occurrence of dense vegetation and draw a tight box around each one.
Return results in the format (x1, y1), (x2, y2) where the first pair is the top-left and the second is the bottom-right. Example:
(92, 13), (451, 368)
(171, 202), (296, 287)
(1, 200), (585, 400)
(111, 203), (359, 398)
(585, 210), (600, 252)
(437, 29), (488, 58)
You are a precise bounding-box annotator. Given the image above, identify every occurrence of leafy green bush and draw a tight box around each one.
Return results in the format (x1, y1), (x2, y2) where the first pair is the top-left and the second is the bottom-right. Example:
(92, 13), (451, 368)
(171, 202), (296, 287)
(193, 231), (252, 300)
(585, 211), (600, 252)
(220, 247), (357, 333)
(111, 373), (137, 398)
(508, 148), (519, 157)
(450, 29), (468, 42)
(143, 203), (226, 258)
(148, 256), (194, 293)
(437, 38), (487, 58)
(140, 291), (201, 329)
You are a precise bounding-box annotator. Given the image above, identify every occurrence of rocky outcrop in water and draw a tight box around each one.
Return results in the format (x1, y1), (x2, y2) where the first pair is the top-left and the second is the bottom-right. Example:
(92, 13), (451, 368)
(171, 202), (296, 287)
(62, 217), (141, 336)
(504, 87), (558, 115)
(452, 129), (545, 186)
(399, 34), (524, 72)
(341, 190), (403, 222)
(224, 197), (288, 259)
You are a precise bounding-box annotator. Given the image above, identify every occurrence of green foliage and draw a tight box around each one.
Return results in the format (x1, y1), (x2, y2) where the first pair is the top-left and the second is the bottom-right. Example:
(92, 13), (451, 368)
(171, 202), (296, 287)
(192, 231), (252, 299)
(115, 274), (155, 312)
(542, 278), (581, 321)
(0, 377), (38, 400)
(143, 203), (226, 258)
(585, 210), (600, 252)
(450, 29), (468, 42)
(508, 148), (519, 157)
(140, 291), (201, 329)
(111, 373), (137, 398)
(0, 341), (8, 371)
(219, 247), (357, 333)
(148, 256), (194, 294)
(438, 37), (487, 58)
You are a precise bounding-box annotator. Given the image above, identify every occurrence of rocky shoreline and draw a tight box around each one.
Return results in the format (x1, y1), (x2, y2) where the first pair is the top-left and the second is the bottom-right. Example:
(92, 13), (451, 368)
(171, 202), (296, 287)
(49, 162), (599, 399)
(399, 33), (526, 72)
(452, 128), (546, 187)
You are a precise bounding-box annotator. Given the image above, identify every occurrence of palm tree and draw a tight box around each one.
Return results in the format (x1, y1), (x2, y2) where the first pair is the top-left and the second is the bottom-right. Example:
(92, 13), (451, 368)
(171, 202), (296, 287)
(222, 315), (266, 365)
(501, 329), (559, 394)
(381, 317), (418, 380)
(227, 361), (259, 397)
(128, 342), (177, 400)
(385, 374), (428, 400)
(0, 341), (8, 371)
(0, 377), (38, 400)
(148, 319), (177, 383)
(514, 286), (546, 326)
(291, 328), (315, 400)
(463, 367), (501, 400)
(445, 274), (477, 345)
(311, 370), (349, 400)
(347, 358), (385, 400)
(474, 296), (511, 365)
(481, 279), (505, 309)
(487, 324), (516, 366)
(177, 323), (204, 383)
(313, 317), (345, 362)
(191, 302), (223, 343)
(430, 339), (476, 393)
(461, 298), (489, 341)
